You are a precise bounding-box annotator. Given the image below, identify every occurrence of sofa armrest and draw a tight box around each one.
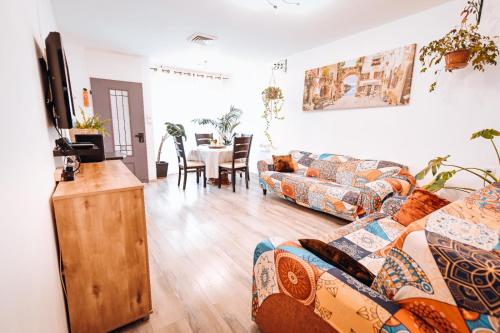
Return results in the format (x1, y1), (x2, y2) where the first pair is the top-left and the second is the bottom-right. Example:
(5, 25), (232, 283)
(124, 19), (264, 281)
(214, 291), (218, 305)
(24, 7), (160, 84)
(252, 239), (410, 333)
(257, 160), (274, 174)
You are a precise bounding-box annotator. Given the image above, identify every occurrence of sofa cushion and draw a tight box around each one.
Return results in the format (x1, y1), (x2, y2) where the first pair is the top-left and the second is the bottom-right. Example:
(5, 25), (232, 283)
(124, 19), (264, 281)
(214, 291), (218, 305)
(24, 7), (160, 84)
(318, 153), (356, 163)
(290, 150), (317, 168)
(299, 239), (375, 286)
(393, 188), (450, 226)
(272, 154), (295, 172)
(305, 159), (343, 182)
(306, 158), (412, 188)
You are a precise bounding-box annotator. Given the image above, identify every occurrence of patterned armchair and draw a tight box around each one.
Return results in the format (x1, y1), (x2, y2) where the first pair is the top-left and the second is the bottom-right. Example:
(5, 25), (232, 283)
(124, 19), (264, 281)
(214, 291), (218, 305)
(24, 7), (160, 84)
(258, 151), (415, 221)
(252, 184), (500, 333)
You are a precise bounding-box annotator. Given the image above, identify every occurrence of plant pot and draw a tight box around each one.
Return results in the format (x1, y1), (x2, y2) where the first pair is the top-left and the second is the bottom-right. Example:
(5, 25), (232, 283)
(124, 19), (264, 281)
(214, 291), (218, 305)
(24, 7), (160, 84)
(445, 49), (471, 70)
(156, 161), (169, 178)
(68, 128), (99, 142)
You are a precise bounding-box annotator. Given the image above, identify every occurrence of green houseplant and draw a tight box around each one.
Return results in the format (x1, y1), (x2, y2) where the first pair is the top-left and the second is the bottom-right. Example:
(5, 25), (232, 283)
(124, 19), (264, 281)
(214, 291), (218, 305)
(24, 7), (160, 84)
(192, 106), (242, 145)
(156, 122), (186, 178)
(262, 86), (284, 147)
(420, 0), (499, 92)
(416, 128), (499, 193)
(70, 107), (109, 141)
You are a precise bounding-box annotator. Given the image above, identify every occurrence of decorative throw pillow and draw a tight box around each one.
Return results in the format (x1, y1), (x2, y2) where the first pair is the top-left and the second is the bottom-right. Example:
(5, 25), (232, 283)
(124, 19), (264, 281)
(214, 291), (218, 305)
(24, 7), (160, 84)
(299, 239), (375, 286)
(393, 188), (450, 226)
(272, 154), (295, 173)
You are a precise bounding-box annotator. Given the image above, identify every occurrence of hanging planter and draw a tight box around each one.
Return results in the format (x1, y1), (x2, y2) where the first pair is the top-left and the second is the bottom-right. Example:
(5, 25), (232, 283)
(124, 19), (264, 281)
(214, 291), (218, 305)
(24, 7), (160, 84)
(262, 69), (285, 148)
(262, 86), (284, 148)
(419, 0), (499, 92)
(444, 49), (471, 70)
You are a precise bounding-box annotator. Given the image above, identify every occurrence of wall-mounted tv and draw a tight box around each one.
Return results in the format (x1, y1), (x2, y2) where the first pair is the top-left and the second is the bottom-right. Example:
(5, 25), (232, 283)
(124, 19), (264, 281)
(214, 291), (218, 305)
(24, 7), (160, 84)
(45, 32), (75, 129)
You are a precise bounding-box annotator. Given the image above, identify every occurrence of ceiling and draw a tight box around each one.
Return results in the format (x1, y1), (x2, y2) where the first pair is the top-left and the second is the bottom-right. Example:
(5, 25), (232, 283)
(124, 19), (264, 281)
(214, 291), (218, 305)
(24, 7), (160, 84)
(51, 0), (452, 72)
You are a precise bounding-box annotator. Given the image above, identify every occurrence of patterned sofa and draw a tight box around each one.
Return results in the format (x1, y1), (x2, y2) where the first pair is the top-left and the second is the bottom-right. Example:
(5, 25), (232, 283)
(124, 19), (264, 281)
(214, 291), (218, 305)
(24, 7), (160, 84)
(252, 183), (499, 333)
(257, 151), (416, 221)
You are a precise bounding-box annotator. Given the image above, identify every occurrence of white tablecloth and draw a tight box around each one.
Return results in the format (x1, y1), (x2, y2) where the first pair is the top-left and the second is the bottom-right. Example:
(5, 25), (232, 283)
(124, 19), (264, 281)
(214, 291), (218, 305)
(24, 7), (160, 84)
(187, 146), (233, 178)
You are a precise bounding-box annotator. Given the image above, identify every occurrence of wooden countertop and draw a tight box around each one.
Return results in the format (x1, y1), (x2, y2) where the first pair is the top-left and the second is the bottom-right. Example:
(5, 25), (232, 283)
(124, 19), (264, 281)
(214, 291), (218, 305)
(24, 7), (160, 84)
(53, 160), (143, 200)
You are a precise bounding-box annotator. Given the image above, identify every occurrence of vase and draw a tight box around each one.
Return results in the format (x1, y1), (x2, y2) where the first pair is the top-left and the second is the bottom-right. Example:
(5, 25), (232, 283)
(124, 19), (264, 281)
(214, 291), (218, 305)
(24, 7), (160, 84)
(68, 128), (99, 142)
(156, 161), (169, 178)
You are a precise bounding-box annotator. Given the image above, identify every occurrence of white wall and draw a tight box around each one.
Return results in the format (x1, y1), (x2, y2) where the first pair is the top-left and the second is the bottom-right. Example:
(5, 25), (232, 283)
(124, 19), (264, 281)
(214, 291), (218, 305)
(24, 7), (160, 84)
(270, 0), (500, 199)
(65, 46), (156, 180)
(0, 0), (68, 331)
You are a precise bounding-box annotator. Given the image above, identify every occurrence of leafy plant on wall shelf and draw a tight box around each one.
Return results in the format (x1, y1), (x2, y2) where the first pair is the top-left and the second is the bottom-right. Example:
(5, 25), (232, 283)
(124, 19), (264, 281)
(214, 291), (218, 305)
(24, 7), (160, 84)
(416, 128), (499, 193)
(192, 106), (242, 145)
(419, 0), (499, 92)
(262, 86), (284, 147)
(75, 107), (109, 135)
(156, 122), (186, 178)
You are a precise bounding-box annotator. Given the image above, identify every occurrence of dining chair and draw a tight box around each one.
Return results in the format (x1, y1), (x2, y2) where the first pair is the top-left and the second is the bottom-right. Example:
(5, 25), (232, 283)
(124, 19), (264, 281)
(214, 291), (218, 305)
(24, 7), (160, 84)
(174, 136), (206, 190)
(235, 134), (252, 180)
(195, 133), (213, 146)
(218, 135), (253, 192)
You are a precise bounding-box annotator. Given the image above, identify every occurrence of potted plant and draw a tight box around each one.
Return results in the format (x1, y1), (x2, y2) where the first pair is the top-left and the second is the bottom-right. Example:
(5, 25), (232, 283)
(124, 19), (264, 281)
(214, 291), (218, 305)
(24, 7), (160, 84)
(419, 0), (498, 92)
(192, 106), (242, 145)
(262, 86), (284, 147)
(69, 107), (109, 141)
(416, 128), (499, 193)
(156, 122), (186, 178)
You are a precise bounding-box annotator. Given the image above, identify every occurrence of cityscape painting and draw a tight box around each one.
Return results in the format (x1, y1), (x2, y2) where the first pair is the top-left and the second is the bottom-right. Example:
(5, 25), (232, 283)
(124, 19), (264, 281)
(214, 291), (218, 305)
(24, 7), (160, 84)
(302, 44), (417, 111)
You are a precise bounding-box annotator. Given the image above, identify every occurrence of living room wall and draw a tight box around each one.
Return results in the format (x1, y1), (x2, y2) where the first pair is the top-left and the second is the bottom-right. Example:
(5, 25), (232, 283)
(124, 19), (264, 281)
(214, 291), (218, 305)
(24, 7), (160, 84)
(0, 0), (68, 331)
(271, 0), (500, 198)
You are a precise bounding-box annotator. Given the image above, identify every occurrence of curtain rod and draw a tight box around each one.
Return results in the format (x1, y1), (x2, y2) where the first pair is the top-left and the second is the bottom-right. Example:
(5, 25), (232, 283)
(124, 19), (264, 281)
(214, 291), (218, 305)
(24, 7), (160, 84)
(149, 65), (230, 80)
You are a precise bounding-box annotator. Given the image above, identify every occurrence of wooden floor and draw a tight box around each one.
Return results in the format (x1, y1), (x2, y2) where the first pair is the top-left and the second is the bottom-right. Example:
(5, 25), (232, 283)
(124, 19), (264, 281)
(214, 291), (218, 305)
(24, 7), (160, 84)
(117, 173), (347, 333)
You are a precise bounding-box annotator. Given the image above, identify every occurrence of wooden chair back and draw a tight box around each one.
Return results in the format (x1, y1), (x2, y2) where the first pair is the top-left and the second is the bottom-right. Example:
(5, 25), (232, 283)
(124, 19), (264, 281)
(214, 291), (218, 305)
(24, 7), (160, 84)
(232, 135), (253, 168)
(195, 133), (213, 146)
(174, 136), (187, 167)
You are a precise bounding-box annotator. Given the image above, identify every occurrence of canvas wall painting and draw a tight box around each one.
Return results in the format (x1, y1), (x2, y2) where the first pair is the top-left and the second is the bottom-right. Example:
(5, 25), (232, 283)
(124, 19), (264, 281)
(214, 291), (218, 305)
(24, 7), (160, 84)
(302, 44), (417, 111)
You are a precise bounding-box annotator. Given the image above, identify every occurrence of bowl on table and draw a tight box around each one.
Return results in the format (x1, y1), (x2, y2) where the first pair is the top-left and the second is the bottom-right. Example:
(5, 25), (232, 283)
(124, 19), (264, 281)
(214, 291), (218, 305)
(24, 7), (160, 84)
(208, 144), (226, 149)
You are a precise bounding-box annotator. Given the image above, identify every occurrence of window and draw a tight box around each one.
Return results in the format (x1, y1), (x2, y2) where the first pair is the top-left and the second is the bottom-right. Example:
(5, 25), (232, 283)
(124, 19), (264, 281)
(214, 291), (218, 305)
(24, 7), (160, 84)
(109, 89), (133, 156)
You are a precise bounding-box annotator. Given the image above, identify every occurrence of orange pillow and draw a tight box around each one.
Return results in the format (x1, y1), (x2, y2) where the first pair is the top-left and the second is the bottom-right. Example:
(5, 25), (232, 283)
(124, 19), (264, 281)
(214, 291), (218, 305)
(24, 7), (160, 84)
(393, 188), (451, 226)
(272, 154), (295, 173)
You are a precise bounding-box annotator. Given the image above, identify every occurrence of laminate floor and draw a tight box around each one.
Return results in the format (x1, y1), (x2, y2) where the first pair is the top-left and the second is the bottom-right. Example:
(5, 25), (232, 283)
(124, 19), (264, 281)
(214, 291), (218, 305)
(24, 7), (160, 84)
(117, 173), (347, 333)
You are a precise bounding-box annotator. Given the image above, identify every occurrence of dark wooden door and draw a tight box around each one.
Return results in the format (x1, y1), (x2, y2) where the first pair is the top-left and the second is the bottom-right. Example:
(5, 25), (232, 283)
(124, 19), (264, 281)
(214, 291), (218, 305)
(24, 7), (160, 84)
(90, 78), (149, 182)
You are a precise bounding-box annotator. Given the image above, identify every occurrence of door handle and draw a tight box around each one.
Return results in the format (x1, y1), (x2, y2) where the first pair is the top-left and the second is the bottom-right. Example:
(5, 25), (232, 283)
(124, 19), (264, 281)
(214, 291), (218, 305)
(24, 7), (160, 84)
(135, 132), (145, 143)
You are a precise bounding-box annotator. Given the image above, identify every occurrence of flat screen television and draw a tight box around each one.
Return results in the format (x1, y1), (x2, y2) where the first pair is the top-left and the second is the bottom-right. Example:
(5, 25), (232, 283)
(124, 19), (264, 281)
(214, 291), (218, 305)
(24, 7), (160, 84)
(45, 32), (75, 129)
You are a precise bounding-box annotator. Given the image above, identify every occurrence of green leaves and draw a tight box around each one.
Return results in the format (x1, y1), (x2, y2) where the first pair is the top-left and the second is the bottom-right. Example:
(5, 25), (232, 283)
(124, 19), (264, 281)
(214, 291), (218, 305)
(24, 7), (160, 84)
(470, 129), (500, 140)
(262, 86), (285, 147)
(75, 107), (109, 135)
(415, 127), (499, 193)
(422, 170), (457, 192)
(415, 155), (450, 180)
(192, 105), (243, 145)
(165, 122), (186, 139)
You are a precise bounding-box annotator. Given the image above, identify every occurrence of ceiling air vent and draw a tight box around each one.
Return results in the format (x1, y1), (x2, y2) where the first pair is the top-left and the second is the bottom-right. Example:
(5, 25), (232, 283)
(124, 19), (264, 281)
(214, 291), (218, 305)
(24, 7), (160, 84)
(188, 33), (216, 46)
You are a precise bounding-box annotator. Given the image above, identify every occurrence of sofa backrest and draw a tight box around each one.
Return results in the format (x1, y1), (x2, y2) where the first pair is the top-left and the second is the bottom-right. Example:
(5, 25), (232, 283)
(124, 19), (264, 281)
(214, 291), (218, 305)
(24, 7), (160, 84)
(305, 157), (408, 186)
(370, 184), (500, 333)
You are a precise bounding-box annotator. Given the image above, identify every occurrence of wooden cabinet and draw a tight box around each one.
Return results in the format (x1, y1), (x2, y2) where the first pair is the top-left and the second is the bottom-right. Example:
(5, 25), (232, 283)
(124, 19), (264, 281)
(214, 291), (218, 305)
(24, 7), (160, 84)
(52, 161), (152, 332)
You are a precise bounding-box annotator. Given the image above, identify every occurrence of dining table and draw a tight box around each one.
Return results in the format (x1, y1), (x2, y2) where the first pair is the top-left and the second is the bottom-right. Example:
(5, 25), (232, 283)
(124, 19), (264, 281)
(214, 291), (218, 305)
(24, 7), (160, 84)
(187, 145), (233, 184)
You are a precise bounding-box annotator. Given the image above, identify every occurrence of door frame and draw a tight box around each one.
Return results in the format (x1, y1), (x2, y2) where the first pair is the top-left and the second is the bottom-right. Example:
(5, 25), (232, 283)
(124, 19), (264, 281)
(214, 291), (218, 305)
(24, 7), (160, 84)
(90, 78), (149, 182)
